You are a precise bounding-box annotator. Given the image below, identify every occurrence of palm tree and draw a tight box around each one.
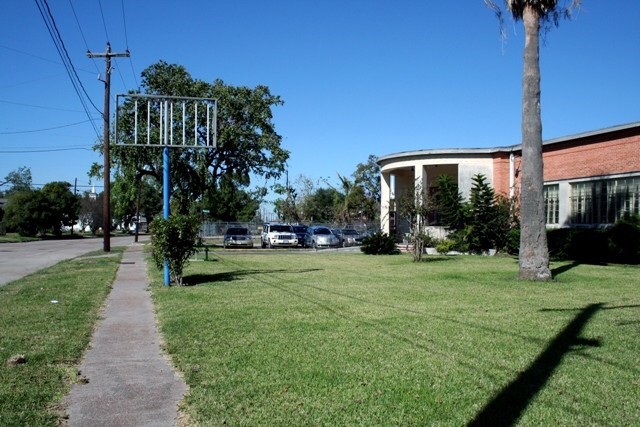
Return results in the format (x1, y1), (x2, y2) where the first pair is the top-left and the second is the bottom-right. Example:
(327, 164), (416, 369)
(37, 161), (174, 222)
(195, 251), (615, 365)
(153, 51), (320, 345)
(486, 0), (580, 281)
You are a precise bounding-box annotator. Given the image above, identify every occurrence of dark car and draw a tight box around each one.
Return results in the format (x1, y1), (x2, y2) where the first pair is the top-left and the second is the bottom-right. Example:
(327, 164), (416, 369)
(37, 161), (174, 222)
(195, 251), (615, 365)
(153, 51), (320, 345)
(223, 227), (254, 248)
(292, 224), (308, 246)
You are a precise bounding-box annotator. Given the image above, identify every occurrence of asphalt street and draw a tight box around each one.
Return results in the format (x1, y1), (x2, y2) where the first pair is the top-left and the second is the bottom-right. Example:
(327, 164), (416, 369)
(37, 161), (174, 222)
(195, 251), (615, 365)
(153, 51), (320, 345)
(0, 235), (145, 286)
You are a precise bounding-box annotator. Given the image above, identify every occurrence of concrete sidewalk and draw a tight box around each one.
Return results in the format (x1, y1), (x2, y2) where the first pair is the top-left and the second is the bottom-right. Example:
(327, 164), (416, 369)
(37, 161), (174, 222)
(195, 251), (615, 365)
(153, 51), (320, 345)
(65, 243), (186, 426)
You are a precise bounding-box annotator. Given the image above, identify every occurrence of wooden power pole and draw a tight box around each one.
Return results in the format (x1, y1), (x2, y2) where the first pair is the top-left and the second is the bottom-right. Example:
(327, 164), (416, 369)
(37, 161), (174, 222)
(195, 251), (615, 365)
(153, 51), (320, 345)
(87, 43), (130, 252)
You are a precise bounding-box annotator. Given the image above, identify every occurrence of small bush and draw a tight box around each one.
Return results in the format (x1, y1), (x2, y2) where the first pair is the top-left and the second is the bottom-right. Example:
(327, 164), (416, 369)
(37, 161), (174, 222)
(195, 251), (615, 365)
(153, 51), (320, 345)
(547, 216), (640, 265)
(151, 214), (201, 285)
(360, 232), (400, 255)
(435, 239), (456, 254)
(608, 216), (640, 264)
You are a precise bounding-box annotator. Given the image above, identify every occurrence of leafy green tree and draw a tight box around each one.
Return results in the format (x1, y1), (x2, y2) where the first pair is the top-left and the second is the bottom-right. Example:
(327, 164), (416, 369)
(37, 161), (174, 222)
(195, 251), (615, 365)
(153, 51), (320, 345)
(104, 61), (288, 218)
(150, 214), (200, 286)
(273, 182), (300, 223)
(3, 190), (53, 236)
(303, 187), (342, 223)
(0, 166), (32, 196)
(110, 174), (161, 230)
(351, 155), (381, 221)
(204, 175), (264, 222)
(41, 181), (80, 235)
(395, 180), (433, 261)
(434, 174), (466, 230)
(466, 174), (497, 253)
(335, 173), (367, 224)
(486, 0), (580, 280)
(79, 192), (104, 235)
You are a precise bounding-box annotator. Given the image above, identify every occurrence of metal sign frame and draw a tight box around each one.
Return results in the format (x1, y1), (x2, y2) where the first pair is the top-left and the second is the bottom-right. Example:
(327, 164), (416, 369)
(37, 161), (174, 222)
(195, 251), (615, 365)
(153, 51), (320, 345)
(114, 93), (218, 286)
(115, 93), (217, 148)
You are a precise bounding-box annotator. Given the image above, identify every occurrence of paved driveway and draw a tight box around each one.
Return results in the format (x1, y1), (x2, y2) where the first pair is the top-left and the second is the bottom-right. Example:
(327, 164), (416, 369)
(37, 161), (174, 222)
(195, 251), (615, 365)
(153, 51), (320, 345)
(0, 236), (146, 287)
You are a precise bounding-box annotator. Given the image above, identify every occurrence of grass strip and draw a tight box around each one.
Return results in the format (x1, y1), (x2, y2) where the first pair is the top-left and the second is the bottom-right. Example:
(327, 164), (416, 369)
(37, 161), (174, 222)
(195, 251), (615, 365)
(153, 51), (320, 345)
(0, 247), (124, 425)
(151, 251), (640, 426)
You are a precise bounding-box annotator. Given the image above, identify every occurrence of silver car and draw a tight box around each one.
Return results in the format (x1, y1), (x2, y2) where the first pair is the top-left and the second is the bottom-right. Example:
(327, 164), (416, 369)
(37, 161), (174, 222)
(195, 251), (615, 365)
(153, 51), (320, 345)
(223, 227), (254, 248)
(335, 228), (362, 247)
(304, 226), (340, 249)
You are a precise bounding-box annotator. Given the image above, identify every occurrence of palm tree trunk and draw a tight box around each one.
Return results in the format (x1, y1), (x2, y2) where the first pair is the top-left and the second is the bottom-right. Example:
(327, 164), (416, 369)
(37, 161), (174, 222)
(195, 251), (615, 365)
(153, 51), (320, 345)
(518, 5), (551, 280)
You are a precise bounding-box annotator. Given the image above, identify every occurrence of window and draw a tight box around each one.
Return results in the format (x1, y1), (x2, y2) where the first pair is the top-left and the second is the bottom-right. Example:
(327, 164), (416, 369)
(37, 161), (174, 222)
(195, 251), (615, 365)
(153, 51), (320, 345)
(544, 185), (559, 225)
(571, 177), (640, 225)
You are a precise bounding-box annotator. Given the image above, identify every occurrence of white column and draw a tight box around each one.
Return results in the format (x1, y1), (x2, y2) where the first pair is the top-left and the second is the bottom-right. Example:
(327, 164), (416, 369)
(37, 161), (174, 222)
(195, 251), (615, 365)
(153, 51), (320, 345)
(380, 172), (392, 234)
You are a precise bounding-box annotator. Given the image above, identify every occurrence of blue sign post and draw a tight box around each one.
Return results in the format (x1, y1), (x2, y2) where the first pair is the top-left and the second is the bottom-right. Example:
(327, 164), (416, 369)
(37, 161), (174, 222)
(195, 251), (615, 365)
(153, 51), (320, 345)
(114, 94), (217, 286)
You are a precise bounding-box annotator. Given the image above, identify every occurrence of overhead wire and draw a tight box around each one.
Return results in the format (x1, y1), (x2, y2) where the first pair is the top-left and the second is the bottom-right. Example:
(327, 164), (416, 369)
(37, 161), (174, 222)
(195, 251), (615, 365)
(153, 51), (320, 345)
(0, 98), (101, 114)
(67, 0), (101, 75)
(120, 0), (139, 88)
(0, 147), (94, 153)
(97, 0), (111, 42)
(0, 43), (95, 74)
(0, 119), (95, 135)
(34, 0), (102, 140)
(40, 0), (102, 115)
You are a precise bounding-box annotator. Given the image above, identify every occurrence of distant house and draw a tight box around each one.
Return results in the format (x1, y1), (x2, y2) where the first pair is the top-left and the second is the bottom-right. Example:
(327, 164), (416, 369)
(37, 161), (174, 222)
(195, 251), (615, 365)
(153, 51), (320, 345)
(378, 121), (640, 237)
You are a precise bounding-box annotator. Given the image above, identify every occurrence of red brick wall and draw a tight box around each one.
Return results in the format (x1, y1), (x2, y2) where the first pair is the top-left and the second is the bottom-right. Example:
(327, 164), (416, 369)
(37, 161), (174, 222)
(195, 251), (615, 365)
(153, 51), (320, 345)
(542, 131), (640, 181)
(492, 152), (512, 196)
(492, 127), (640, 193)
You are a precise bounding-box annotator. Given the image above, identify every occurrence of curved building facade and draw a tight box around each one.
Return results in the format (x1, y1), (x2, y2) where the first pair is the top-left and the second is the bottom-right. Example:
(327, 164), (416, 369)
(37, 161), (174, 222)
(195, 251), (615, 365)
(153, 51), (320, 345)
(378, 122), (640, 237)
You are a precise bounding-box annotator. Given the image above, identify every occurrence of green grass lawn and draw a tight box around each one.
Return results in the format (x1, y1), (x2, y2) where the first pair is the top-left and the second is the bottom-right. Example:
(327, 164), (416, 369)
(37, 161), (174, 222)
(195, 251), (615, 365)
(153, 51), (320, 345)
(150, 251), (640, 426)
(0, 248), (124, 425)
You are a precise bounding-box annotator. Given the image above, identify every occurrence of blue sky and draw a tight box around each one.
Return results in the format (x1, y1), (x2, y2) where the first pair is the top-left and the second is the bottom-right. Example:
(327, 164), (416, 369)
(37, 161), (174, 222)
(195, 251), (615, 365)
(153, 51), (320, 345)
(1, 1), (639, 203)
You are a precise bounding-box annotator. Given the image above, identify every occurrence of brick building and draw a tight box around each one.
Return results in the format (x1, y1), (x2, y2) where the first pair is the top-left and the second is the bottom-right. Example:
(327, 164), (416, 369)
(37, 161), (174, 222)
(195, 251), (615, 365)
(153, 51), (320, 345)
(378, 121), (640, 237)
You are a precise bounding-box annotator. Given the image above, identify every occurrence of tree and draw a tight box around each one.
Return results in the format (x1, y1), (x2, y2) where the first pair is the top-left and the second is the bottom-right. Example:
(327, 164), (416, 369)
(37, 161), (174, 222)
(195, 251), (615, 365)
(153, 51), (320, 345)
(150, 214), (200, 286)
(434, 174), (466, 230)
(485, 0), (580, 280)
(395, 179), (433, 261)
(0, 166), (32, 196)
(467, 174), (498, 253)
(352, 155), (381, 222)
(110, 174), (161, 230)
(303, 187), (342, 223)
(104, 61), (288, 218)
(3, 190), (53, 236)
(41, 181), (80, 235)
(79, 192), (104, 234)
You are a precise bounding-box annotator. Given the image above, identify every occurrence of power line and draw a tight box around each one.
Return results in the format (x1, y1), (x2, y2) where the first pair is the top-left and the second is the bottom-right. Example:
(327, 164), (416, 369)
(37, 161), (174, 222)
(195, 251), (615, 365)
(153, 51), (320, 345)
(0, 147), (94, 153)
(97, 0), (111, 42)
(40, 0), (102, 115)
(34, 0), (102, 140)
(0, 44), (96, 74)
(120, 0), (139, 88)
(0, 98), (101, 114)
(0, 119), (95, 135)
(68, 0), (101, 75)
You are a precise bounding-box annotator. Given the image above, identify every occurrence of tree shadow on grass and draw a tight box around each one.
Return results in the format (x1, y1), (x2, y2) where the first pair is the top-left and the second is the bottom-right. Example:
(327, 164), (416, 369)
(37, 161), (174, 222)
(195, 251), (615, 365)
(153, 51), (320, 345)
(468, 303), (603, 427)
(183, 269), (322, 286)
(417, 257), (454, 263)
(551, 261), (581, 277)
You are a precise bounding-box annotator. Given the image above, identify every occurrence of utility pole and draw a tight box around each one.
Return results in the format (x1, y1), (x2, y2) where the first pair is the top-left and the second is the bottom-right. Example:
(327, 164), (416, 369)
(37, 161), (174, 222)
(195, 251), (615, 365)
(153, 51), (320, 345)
(87, 43), (130, 252)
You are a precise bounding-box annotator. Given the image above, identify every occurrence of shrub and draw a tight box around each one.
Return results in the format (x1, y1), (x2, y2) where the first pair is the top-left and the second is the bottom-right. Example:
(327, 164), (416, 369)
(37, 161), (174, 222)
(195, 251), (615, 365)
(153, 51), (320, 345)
(547, 217), (640, 265)
(435, 239), (456, 254)
(608, 215), (640, 264)
(360, 232), (400, 255)
(151, 214), (201, 285)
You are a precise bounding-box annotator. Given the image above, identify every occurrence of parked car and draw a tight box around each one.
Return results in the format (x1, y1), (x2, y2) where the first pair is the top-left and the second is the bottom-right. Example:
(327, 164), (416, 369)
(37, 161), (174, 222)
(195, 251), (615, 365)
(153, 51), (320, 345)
(292, 224), (308, 246)
(261, 223), (298, 248)
(223, 227), (254, 248)
(334, 228), (362, 247)
(304, 226), (340, 249)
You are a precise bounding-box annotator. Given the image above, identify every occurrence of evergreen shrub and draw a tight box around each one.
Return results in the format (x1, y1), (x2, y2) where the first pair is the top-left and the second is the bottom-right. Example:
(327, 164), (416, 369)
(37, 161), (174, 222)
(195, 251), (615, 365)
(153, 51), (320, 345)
(360, 232), (400, 255)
